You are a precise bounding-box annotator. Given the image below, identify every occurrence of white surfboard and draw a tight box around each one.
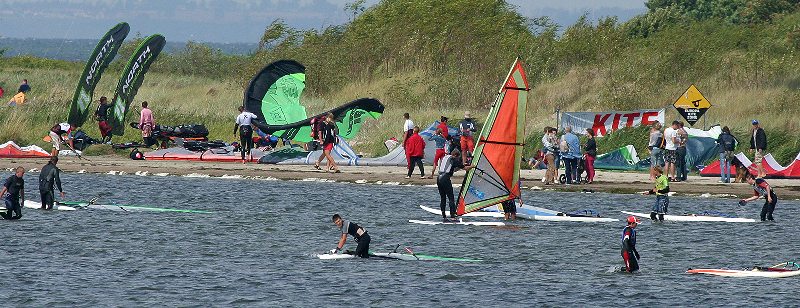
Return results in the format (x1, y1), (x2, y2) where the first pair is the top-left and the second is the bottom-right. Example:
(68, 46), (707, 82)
(687, 268), (800, 278)
(23, 201), (76, 211)
(408, 219), (505, 226)
(622, 211), (756, 223)
(419, 205), (504, 218)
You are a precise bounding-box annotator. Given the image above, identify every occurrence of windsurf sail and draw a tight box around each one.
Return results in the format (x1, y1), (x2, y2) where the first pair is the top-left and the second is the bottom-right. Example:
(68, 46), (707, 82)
(457, 59), (529, 216)
(67, 22), (130, 127)
(108, 34), (166, 136)
(243, 60), (384, 143)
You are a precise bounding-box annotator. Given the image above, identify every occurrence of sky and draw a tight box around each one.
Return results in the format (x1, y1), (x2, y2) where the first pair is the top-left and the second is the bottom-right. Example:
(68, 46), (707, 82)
(0, 0), (648, 43)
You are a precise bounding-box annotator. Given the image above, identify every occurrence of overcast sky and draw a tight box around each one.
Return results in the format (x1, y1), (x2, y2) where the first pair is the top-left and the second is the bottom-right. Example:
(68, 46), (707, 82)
(0, 0), (647, 43)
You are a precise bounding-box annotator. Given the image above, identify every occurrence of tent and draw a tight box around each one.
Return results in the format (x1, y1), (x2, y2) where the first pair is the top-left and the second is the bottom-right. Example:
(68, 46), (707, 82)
(701, 151), (800, 179)
(593, 145), (649, 171)
(0, 141), (50, 158)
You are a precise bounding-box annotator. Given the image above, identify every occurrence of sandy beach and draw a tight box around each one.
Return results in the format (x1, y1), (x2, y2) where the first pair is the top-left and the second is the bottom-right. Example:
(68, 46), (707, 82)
(3, 155), (800, 200)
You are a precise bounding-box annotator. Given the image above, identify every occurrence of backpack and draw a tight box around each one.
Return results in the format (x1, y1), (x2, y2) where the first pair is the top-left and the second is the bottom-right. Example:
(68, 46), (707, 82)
(721, 133), (736, 151)
(559, 138), (570, 152)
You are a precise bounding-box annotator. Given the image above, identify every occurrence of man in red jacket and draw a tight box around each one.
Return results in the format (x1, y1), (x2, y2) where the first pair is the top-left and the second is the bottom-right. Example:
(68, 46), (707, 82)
(405, 126), (426, 179)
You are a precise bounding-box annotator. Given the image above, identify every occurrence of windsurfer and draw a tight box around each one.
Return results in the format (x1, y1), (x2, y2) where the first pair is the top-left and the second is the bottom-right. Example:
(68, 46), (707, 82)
(621, 216), (641, 273)
(459, 111), (477, 164)
(94, 96), (113, 143)
(644, 166), (669, 221)
(234, 106), (258, 163)
(330, 214), (370, 258)
(48, 122), (75, 157)
(437, 149), (473, 221)
(501, 199), (516, 220)
(314, 113), (340, 173)
(39, 157), (65, 210)
(1, 167), (25, 220)
(741, 174), (777, 221)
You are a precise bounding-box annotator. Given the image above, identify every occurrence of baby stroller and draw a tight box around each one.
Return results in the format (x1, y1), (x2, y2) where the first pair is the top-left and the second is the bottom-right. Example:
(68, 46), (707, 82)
(559, 156), (588, 184)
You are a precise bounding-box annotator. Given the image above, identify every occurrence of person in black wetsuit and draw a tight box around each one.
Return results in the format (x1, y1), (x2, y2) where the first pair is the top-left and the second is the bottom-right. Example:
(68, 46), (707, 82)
(1, 167), (26, 220)
(233, 106), (258, 163)
(436, 149), (473, 221)
(330, 214), (370, 258)
(621, 215), (641, 272)
(741, 174), (778, 221)
(501, 199), (517, 220)
(39, 157), (65, 210)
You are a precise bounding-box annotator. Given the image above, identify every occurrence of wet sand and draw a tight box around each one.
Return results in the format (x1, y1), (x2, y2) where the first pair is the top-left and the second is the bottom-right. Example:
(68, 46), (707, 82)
(3, 155), (800, 200)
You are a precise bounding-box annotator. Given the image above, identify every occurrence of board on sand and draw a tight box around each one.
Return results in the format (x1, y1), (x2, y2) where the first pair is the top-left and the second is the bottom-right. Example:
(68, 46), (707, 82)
(622, 211), (755, 223)
(317, 251), (481, 262)
(408, 219), (505, 226)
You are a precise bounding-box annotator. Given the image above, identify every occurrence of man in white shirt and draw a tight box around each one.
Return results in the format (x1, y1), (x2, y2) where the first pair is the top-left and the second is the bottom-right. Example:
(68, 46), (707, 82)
(233, 106), (258, 163)
(663, 121), (679, 181)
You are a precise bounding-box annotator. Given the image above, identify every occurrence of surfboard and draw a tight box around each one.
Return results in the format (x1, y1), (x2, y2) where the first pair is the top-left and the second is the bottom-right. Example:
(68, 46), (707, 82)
(687, 268), (800, 278)
(422, 204), (617, 222)
(408, 219), (505, 226)
(622, 211), (756, 222)
(23, 201), (77, 211)
(419, 205), (504, 218)
(317, 252), (481, 262)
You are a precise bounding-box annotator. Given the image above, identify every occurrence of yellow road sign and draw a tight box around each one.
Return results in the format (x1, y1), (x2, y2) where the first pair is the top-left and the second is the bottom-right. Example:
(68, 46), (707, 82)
(673, 84), (712, 109)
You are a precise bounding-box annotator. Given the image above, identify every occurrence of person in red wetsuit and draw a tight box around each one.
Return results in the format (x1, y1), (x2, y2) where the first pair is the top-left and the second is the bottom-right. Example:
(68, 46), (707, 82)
(405, 126), (426, 179)
(621, 216), (641, 273)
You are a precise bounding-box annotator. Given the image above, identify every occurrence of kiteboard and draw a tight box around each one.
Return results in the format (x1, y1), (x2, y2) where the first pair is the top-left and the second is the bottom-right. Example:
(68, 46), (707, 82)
(622, 211), (756, 223)
(687, 263), (800, 278)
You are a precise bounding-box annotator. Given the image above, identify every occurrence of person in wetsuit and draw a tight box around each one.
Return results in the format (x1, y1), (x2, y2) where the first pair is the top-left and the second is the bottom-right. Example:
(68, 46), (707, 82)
(644, 166), (669, 221)
(330, 214), (370, 258)
(741, 174), (778, 221)
(1, 167), (26, 220)
(621, 215), (641, 273)
(233, 106), (258, 163)
(501, 198), (517, 221)
(39, 157), (65, 210)
(436, 149), (473, 221)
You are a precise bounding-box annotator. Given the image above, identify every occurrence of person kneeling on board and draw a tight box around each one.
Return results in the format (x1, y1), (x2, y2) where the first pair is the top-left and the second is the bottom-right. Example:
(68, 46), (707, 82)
(621, 216), (641, 273)
(1, 167), (26, 220)
(39, 157), (66, 210)
(436, 149), (474, 221)
(330, 214), (371, 258)
(644, 166), (669, 221)
(740, 174), (777, 221)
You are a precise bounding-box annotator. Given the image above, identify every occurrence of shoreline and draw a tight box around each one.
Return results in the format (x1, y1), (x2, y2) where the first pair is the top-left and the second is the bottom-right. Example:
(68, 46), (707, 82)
(3, 155), (800, 200)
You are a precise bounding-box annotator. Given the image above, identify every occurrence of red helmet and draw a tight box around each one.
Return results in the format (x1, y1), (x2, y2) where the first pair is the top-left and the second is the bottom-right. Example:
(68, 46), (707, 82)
(626, 216), (639, 224)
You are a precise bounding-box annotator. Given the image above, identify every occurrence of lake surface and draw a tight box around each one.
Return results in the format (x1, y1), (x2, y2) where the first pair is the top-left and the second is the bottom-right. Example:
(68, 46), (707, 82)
(1, 172), (798, 306)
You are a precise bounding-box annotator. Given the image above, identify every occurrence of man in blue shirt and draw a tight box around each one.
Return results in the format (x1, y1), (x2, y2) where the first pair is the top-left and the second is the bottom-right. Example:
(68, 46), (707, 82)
(560, 126), (581, 184)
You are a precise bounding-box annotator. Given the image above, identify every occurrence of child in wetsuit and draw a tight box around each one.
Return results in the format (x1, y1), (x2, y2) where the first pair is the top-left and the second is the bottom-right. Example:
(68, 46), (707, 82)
(621, 216), (641, 272)
(646, 166), (669, 221)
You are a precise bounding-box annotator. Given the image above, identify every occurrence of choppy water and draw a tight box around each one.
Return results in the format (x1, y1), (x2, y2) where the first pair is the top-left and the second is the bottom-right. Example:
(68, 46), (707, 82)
(1, 172), (799, 306)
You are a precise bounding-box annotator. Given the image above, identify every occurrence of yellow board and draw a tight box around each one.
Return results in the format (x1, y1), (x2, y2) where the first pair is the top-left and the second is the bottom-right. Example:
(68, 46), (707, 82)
(673, 84), (711, 109)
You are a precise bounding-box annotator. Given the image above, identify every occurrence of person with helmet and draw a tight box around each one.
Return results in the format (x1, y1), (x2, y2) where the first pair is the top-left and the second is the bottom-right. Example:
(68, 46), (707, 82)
(621, 215), (641, 273)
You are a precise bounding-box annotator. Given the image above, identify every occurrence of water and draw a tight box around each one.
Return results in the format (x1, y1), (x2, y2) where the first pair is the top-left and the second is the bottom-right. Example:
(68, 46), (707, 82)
(1, 173), (799, 306)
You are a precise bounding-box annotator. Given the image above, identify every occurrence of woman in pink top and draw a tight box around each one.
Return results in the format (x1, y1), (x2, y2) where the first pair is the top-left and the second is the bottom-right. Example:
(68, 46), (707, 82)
(138, 101), (156, 146)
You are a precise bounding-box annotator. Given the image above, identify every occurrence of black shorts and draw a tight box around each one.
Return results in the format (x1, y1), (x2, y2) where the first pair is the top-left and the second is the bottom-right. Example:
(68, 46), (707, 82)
(502, 200), (516, 214)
